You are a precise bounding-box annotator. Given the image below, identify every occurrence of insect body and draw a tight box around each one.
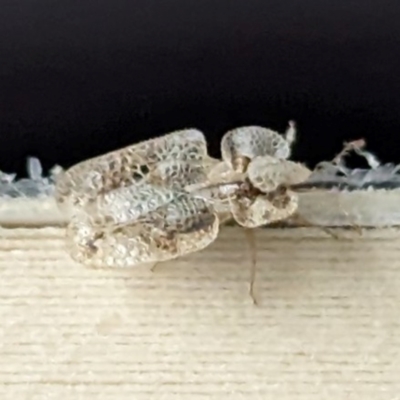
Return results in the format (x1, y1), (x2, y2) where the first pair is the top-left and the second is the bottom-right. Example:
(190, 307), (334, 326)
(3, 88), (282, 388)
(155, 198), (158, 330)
(54, 123), (310, 302)
(55, 129), (220, 267)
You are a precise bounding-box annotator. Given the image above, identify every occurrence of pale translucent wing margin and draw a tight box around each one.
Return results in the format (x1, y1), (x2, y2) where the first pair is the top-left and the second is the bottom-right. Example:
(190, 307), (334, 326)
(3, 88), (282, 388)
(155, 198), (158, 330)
(247, 156), (311, 192)
(66, 192), (219, 268)
(54, 129), (208, 207)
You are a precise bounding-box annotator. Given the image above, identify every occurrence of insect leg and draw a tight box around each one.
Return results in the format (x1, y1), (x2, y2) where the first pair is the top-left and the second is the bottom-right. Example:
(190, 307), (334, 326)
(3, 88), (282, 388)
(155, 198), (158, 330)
(150, 262), (160, 272)
(243, 228), (259, 305)
(290, 213), (342, 239)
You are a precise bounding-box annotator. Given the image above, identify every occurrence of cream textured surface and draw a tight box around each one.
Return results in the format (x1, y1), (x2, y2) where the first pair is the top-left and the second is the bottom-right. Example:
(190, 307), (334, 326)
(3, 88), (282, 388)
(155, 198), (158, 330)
(1, 226), (400, 400)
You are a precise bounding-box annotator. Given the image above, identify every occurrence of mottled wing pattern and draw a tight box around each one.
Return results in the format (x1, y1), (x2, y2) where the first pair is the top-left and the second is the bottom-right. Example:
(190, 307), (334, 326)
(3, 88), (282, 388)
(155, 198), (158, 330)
(54, 128), (210, 210)
(56, 129), (221, 267)
(66, 189), (219, 268)
(247, 155), (311, 193)
(229, 188), (299, 228)
(220, 122), (296, 172)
